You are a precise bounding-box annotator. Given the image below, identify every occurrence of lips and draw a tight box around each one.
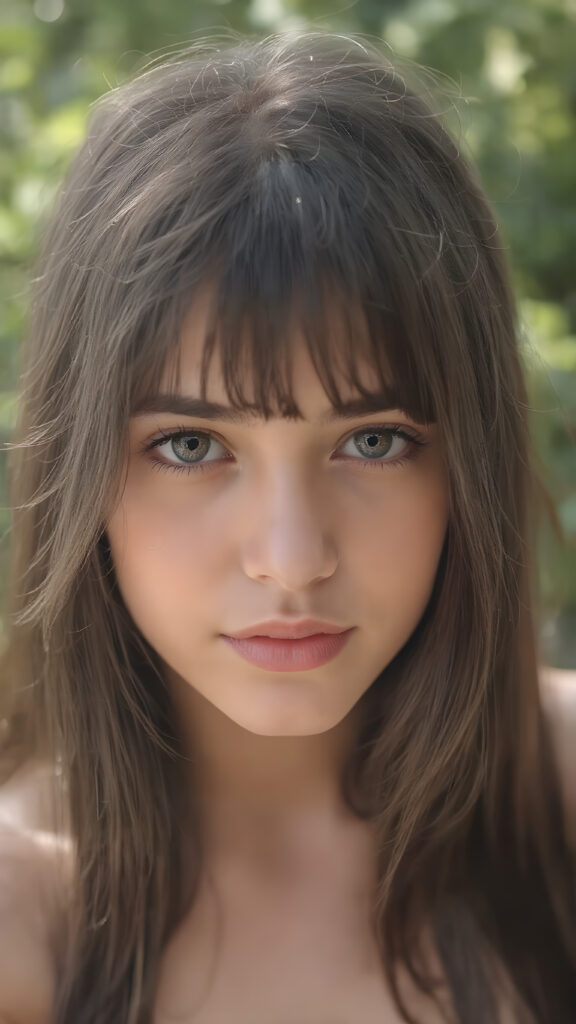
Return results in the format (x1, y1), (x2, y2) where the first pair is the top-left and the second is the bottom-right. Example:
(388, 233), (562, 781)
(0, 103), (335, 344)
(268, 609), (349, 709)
(227, 619), (350, 640)
(221, 628), (355, 672)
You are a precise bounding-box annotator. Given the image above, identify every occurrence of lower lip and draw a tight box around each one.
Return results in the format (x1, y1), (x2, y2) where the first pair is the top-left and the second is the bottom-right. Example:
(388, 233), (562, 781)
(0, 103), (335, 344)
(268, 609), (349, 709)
(221, 630), (355, 672)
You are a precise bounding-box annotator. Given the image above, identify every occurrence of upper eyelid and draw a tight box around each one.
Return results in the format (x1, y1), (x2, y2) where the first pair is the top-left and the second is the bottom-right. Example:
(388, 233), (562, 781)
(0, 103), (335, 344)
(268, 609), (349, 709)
(143, 419), (424, 446)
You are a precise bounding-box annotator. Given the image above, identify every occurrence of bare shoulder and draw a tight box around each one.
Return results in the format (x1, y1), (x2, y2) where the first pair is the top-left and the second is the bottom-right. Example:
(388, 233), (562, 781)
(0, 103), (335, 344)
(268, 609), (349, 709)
(539, 665), (576, 845)
(0, 822), (59, 1022)
(0, 762), (72, 1024)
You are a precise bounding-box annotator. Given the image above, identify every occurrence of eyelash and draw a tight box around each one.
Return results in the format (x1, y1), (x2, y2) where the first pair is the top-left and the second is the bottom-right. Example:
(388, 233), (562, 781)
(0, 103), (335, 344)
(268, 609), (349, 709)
(141, 424), (429, 476)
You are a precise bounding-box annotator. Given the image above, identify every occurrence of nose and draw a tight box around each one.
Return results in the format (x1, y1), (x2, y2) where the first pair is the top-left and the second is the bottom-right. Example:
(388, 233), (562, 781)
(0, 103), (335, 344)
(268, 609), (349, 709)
(241, 468), (339, 590)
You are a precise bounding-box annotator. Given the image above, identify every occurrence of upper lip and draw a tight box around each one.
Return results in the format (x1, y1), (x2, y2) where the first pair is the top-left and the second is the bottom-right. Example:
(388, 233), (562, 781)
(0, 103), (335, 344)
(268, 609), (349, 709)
(225, 619), (352, 640)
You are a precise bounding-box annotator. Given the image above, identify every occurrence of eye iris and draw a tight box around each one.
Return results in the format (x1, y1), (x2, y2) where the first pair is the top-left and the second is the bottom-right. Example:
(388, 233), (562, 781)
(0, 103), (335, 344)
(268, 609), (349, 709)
(164, 430), (398, 465)
(357, 430), (393, 458)
(172, 434), (208, 462)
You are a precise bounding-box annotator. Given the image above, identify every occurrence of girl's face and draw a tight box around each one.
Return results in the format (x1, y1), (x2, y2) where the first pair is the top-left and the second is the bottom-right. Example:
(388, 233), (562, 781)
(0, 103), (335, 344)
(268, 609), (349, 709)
(107, 295), (450, 737)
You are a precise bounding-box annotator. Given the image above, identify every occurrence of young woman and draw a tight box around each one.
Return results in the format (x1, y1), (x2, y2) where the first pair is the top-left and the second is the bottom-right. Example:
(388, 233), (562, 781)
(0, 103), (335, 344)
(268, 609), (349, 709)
(0, 30), (574, 1024)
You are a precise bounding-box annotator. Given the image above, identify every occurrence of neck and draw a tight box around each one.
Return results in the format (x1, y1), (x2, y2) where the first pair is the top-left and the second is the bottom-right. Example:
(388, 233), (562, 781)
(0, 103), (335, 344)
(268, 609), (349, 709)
(167, 669), (367, 864)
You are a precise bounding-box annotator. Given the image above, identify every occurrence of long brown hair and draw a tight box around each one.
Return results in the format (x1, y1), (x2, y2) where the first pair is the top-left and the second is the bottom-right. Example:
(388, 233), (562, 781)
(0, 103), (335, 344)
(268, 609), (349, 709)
(1, 31), (574, 1024)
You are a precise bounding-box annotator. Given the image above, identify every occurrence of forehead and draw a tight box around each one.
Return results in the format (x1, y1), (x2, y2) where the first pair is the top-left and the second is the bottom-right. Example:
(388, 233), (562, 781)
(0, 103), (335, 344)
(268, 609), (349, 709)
(160, 282), (393, 414)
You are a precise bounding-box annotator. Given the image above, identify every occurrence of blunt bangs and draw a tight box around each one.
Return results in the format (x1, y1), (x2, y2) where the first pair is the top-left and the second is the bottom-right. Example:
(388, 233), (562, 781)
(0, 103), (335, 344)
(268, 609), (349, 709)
(128, 142), (454, 429)
(89, 36), (487, 434)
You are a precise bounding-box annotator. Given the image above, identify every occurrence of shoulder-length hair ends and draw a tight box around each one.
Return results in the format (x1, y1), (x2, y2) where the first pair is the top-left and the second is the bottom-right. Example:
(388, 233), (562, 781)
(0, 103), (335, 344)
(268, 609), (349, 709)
(1, 30), (574, 1024)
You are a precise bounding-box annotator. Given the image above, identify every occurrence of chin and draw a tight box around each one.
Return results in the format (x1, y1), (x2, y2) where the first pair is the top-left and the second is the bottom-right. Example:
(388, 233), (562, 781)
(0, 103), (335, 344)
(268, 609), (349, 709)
(225, 701), (348, 737)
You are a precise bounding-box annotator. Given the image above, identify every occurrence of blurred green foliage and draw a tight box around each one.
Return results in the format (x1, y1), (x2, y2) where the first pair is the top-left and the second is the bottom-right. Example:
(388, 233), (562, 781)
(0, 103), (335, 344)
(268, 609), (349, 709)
(1, 0), (575, 663)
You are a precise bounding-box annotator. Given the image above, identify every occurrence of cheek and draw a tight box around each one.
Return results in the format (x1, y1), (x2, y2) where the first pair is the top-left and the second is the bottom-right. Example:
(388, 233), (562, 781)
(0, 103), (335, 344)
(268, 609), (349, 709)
(105, 478), (224, 633)
(350, 470), (449, 619)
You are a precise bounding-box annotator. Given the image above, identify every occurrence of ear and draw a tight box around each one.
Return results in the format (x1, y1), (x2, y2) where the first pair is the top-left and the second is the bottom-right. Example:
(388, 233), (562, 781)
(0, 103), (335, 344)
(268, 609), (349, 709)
(539, 666), (576, 848)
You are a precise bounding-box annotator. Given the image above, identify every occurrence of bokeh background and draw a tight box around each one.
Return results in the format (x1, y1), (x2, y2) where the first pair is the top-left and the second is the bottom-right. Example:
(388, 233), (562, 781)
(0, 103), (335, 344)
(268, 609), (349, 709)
(1, 0), (575, 665)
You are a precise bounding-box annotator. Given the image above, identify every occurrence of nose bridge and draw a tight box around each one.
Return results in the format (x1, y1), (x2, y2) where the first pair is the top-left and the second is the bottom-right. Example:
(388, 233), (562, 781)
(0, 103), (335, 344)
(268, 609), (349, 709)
(242, 461), (337, 587)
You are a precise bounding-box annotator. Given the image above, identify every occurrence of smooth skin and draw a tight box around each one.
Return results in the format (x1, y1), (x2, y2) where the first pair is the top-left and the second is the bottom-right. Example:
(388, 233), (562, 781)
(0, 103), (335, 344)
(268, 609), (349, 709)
(106, 292), (450, 861)
(1, 294), (574, 1020)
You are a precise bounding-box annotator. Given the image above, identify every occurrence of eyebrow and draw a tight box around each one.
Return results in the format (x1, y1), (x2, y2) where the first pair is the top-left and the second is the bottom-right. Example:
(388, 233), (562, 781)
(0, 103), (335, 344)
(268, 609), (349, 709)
(132, 392), (413, 425)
